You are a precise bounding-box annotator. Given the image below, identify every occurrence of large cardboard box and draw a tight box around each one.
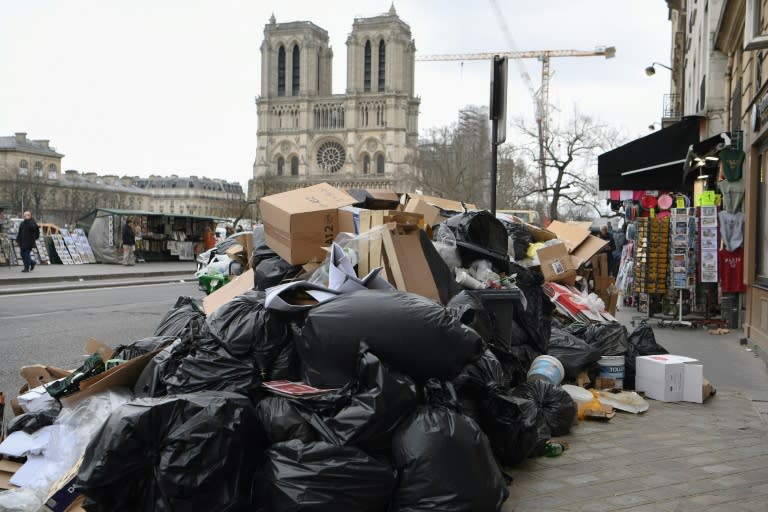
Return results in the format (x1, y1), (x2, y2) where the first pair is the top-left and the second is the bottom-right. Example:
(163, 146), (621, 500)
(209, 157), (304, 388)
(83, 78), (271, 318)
(404, 195), (475, 227)
(536, 243), (577, 286)
(260, 183), (356, 264)
(547, 221), (608, 268)
(635, 355), (704, 403)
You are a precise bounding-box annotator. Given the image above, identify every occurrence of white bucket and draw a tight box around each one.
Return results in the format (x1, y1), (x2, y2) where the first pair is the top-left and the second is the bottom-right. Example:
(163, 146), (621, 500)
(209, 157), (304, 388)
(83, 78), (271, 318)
(527, 355), (565, 386)
(597, 356), (625, 389)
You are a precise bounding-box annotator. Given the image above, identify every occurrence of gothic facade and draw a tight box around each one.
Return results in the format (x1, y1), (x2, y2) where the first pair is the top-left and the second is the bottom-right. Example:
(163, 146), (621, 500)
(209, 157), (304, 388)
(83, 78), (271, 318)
(249, 6), (420, 198)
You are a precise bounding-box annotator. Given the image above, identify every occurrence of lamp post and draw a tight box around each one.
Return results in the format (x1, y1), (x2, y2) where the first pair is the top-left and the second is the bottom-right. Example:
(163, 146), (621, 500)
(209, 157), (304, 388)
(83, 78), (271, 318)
(645, 62), (672, 76)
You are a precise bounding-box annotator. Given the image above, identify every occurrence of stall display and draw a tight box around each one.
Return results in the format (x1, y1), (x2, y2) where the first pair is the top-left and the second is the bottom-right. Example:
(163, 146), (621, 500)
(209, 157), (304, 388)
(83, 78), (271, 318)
(50, 235), (75, 264)
(633, 217), (669, 314)
(35, 237), (50, 265)
(73, 229), (97, 263)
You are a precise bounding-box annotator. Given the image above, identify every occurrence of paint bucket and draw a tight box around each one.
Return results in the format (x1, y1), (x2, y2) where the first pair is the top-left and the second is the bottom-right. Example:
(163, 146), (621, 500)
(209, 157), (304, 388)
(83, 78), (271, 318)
(527, 355), (565, 386)
(597, 355), (625, 389)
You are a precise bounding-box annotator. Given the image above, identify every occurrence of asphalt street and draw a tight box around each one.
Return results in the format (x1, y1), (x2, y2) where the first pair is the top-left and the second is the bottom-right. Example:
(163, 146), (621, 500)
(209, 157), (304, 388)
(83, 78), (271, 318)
(0, 281), (203, 403)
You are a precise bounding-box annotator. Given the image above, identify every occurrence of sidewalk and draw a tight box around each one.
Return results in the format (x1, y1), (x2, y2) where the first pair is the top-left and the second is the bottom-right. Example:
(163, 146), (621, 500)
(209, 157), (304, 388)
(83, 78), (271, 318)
(0, 261), (195, 295)
(504, 307), (768, 512)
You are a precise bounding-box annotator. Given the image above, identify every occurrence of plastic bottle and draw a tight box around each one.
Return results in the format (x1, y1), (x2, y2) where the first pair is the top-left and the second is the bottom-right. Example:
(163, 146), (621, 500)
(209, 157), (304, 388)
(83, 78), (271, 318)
(544, 442), (564, 457)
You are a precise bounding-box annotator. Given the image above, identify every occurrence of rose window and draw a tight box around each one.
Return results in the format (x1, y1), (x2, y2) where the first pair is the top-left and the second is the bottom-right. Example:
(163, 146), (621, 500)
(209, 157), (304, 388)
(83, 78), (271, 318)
(316, 142), (346, 173)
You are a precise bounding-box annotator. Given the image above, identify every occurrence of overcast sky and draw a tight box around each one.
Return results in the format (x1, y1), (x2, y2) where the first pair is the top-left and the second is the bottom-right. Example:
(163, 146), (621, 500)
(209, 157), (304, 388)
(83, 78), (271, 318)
(0, 0), (672, 189)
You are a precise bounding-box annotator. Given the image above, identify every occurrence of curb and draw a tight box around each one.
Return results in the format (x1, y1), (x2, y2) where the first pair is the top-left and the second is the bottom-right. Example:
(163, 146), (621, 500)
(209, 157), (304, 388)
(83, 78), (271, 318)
(0, 270), (192, 287)
(0, 276), (195, 296)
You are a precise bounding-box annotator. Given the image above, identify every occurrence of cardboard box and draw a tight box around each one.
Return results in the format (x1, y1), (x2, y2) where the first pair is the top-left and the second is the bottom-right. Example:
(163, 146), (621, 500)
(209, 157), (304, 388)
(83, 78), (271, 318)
(203, 268), (255, 315)
(0, 458), (22, 490)
(537, 243), (577, 286)
(547, 221), (608, 268)
(591, 253), (610, 278)
(403, 195), (475, 227)
(260, 183), (356, 264)
(635, 355), (704, 403)
(381, 227), (441, 302)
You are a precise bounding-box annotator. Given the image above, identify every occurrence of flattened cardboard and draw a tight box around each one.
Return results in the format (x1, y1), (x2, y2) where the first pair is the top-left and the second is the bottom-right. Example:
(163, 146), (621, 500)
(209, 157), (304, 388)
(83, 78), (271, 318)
(203, 268), (255, 315)
(547, 221), (590, 252)
(19, 365), (72, 389)
(260, 183), (356, 264)
(60, 350), (160, 407)
(537, 243), (577, 286)
(381, 228), (441, 302)
(571, 235), (608, 268)
(525, 223), (557, 243)
(0, 459), (22, 490)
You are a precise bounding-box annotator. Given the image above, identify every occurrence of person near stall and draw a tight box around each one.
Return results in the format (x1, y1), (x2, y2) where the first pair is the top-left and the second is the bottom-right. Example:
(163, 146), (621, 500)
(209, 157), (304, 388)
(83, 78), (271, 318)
(611, 224), (627, 277)
(598, 225), (617, 276)
(16, 211), (40, 272)
(121, 219), (136, 266)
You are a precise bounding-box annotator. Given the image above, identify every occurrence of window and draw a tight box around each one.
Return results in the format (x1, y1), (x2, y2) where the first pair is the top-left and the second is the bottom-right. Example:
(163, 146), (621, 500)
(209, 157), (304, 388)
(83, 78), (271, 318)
(363, 154), (370, 174)
(19, 159), (28, 175)
(278, 45), (286, 96)
(277, 156), (284, 176)
(292, 44), (300, 96)
(316, 141), (346, 173)
(34, 161), (43, 177)
(364, 40), (371, 92)
(376, 153), (385, 175)
(48, 164), (57, 179)
(291, 156), (299, 176)
(378, 40), (386, 92)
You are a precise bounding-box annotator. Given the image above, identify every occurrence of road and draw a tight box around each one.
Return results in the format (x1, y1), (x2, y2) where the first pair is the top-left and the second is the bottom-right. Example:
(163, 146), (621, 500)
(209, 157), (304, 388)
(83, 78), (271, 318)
(0, 281), (203, 402)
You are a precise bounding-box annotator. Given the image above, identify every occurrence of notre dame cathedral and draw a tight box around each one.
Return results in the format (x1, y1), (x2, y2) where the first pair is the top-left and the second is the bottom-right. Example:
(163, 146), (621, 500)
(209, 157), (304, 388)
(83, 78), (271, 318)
(249, 5), (420, 198)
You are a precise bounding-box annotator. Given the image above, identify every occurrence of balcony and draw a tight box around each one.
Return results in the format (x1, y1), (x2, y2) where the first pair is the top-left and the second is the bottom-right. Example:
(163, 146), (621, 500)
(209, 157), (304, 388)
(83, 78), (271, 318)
(662, 94), (681, 125)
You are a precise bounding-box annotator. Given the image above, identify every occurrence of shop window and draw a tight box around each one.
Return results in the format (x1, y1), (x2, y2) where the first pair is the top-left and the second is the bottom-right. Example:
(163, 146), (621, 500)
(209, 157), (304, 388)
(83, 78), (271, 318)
(376, 153), (385, 175)
(378, 40), (386, 92)
(291, 156), (299, 176)
(277, 156), (284, 176)
(278, 45), (286, 96)
(364, 40), (371, 92)
(757, 151), (768, 286)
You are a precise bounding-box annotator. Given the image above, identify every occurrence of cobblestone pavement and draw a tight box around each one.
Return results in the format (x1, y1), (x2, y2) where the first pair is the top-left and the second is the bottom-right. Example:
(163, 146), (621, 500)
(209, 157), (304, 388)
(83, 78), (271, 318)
(503, 390), (768, 511)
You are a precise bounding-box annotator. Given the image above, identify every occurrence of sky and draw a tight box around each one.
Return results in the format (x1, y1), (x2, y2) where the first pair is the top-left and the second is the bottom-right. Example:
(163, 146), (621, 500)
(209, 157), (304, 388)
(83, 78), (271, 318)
(0, 0), (672, 189)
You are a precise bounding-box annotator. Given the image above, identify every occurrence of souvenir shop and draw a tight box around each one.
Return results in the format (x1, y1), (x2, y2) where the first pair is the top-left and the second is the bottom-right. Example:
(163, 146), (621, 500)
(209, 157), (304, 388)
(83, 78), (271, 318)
(78, 209), (224, 264)
(598, 117), (746, 328)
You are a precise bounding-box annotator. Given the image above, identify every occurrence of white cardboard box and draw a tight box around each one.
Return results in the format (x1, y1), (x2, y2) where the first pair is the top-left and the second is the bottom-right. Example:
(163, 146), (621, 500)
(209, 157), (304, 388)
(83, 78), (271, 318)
(635, 355), (704, 403)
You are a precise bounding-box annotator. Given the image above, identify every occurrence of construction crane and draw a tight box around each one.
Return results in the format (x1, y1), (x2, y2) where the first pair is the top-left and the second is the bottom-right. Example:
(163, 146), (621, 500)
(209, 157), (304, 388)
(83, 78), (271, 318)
(416, 46), (616, 216)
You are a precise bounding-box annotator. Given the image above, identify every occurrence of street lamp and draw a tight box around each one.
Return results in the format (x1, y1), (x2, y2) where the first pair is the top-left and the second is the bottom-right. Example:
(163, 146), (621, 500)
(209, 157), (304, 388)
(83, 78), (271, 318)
(645, 62), (673, 76)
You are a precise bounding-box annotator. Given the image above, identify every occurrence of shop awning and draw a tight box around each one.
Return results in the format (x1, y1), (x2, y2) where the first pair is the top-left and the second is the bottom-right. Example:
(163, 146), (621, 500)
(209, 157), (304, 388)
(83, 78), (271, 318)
(598, 116), (701, 191)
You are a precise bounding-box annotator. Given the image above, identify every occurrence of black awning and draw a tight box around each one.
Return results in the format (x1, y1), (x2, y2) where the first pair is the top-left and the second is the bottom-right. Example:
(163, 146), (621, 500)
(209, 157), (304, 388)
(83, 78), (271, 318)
(598, 116), (701, 191)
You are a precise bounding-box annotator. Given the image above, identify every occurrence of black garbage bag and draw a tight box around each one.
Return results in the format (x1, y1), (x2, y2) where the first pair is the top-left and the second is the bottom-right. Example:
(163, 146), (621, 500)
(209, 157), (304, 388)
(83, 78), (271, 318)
(113, 336), (178, 361)
(163, 334), (260, 395)
(512, 380), (577, 437)
(7, 407), (60, 435)
(253, 256), (303, 291)
(256, 397), (317, 444)
(508, 261), (552, 354)
(297, 349), (419, 454)
(625, 322), (668, 389)
(447, 291), (495, 344)
(258, 440), (397, 512)
(452, 351), (547, 466)
(78, 392), (262, 512)
(499, 219), (533, 261)
(580, 321), (629, 356)
(134, 339), (182, 398)
(547, 327), (603, 380)
(418, 229), (460, 304)
(269, 336), (300, 381)
(390, 381), (508, 512)
(297, 290), (484, 388)
(153, 296), (206, 344)
(206, 290), (292, 377)
(441, 211), (510, 272)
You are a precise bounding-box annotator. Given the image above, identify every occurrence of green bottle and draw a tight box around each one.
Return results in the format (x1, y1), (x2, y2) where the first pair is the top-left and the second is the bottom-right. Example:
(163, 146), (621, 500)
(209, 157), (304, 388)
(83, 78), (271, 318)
(544, 442), (564, 457)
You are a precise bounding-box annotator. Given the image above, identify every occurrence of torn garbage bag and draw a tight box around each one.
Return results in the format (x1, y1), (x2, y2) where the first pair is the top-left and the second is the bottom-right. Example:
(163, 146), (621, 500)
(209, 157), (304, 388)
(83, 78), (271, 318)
(206, 290), (291, 377)
(511, 380), (577, 437)
(113, 336), (177, 361)
(6, 407), (60, 435)
(253, 255), (303, 291)
(576, 321), (629, 356)
(153, 296), (206, 344)
(256, 397), (317, 444)
(258, 440), (396, 512)
(390, 381), (508, 512)
(508, 261), (553, 354)
(547, 327), (602, 380)
(297, 290), (484, 388)
(77, 392), (262, 512)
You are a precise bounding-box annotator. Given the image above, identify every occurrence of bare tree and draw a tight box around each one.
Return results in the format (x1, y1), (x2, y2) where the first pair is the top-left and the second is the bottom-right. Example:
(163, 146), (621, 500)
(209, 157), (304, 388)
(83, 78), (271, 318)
(514, 111), (622, 222)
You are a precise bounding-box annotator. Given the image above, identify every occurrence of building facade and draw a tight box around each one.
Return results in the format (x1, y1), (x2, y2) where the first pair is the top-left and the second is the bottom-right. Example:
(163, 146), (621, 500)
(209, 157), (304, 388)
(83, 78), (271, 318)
(0, 133), (245, 226)
(249, 6), (420, 199)
(664, 0), (768, 348)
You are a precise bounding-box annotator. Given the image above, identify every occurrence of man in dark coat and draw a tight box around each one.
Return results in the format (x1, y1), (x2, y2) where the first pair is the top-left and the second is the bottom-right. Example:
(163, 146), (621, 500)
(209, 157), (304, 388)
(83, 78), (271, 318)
(16, 211), (40, 272)
(122, 219), (136, 266)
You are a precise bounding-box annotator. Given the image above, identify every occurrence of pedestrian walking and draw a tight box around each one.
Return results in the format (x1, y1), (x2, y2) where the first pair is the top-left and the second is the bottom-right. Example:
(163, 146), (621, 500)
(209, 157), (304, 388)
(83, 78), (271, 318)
(598, 225), (616, 275)
(122, 219), (136, 266)
(16, 211), (39, 273)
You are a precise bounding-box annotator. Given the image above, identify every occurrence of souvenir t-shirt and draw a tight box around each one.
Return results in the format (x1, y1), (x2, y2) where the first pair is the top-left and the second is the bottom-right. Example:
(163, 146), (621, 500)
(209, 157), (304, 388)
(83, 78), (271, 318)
(719, 211), (744, 252)
(718, 247), (746, 293)
(719, 149), (745, 182)
(718, 178), (745, 214)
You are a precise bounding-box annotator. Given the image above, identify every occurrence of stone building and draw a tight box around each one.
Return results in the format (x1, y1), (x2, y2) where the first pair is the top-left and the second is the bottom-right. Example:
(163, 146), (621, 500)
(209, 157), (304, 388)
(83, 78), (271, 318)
(249, 5), (420, 199)
(0, 133), (245, 226)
